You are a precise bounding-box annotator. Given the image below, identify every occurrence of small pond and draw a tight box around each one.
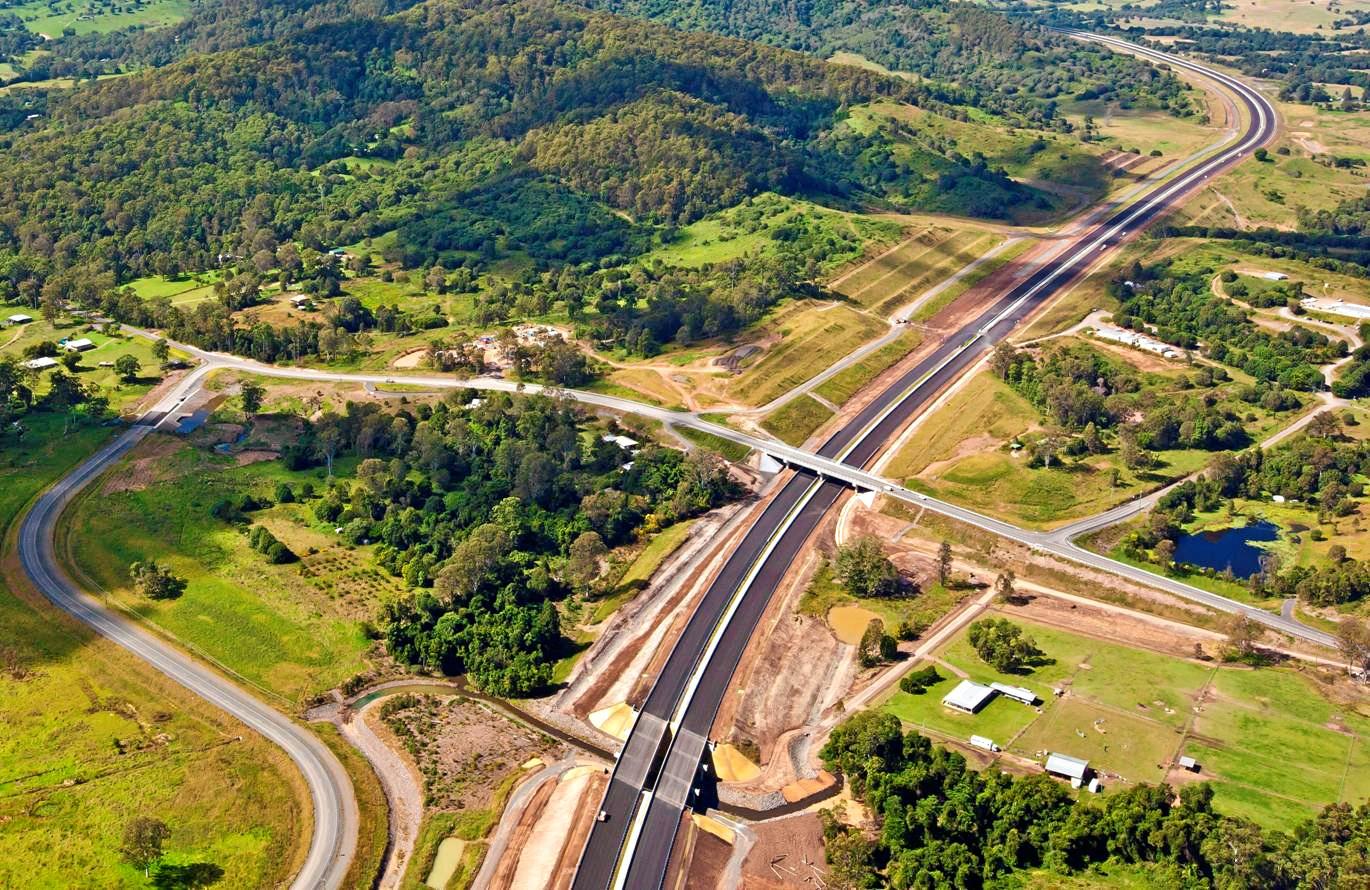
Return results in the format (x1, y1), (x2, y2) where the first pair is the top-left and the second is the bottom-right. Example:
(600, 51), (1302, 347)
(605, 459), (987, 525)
(1172, 520), (1279, 579)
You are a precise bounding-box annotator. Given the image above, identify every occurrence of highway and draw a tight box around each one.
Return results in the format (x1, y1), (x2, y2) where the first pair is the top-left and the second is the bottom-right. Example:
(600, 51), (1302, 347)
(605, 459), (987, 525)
(569, 33), (1283, 890)
(15, 364), (359, 890)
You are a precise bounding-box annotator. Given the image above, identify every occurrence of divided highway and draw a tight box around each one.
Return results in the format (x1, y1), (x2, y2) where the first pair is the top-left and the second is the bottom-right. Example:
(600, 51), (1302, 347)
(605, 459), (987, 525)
(15, 366), (358, 890)
(571, 34), (1280, 890)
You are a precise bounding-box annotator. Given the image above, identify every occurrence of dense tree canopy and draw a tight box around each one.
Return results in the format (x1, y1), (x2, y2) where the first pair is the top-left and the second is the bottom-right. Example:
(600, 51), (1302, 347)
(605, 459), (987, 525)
(820, 711), (1370, 889)
(265, 392), (739, 695)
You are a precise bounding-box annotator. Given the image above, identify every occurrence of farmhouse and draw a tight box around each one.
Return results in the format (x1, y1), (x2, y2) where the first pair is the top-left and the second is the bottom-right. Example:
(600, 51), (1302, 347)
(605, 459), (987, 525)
(62, 338), (95, 352)
(991, 682), (1039, 706)
(941, 680), (997, 714)
(1178, 755), (1199, 772)
(22, 356), (58, 370)
(602, 434), (640, 451)
(1045, 752), (1091, 788)
(6, 313), (32, 325)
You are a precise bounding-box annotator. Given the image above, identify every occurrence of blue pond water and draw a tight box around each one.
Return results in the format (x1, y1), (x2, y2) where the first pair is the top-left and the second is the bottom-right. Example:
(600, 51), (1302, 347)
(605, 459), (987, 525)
(1172, 520), (1279, 579)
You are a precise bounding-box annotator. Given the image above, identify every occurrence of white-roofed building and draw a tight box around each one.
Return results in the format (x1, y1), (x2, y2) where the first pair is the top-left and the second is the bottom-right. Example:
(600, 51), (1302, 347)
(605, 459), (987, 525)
(602, 434), (640, 451)
(22, 356), (58, 370)
(941, 680), (997, 714)
(1178, 755), (1199, 772)
(1045, 752), (1090, 783)
(6, 313), (33, 325)
(991, 682), (1039, 705)
(62, 337), (95, 352)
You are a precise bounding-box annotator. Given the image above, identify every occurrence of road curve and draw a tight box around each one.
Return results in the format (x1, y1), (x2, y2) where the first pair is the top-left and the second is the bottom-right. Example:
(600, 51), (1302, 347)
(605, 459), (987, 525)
(15, 365), (358, 890)
(571, 33), (1282, 890)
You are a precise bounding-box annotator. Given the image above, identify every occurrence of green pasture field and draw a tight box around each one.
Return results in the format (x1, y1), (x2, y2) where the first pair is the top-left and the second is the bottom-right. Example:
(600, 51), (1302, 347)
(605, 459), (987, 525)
(7, 0), (189, 36)
(759, 394), (834, 446)
(641, 192), (902, 271)
(0, 413), (304, 889)
(674, 425), (751, 461)
(886, 343), (1309, 529)
(62, 439), (380, 704)
(881, 613), (1369, 829)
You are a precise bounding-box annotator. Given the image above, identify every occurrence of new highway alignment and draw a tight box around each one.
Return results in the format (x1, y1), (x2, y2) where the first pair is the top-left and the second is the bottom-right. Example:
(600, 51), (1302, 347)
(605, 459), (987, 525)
(15, 365), (359, 890)
(570, 33), (1284, 890)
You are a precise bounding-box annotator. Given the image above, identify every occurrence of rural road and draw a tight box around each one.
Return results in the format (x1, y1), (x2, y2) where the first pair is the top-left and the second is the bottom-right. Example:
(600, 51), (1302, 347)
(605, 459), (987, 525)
(15, 364), (358, 890)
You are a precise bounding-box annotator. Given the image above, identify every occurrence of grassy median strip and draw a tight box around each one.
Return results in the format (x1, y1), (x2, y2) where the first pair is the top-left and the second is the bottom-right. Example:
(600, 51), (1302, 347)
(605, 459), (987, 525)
(760, 395), (835, 446)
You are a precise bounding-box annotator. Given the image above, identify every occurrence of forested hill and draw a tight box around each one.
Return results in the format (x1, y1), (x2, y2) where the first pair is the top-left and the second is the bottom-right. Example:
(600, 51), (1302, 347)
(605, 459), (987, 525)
(0, 0), (1054, 292)
(578, 0), (1193, 125)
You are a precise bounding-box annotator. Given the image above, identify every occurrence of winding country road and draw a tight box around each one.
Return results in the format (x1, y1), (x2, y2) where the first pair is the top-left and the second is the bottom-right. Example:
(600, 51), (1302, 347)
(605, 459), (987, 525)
(15, 365), (358, 890)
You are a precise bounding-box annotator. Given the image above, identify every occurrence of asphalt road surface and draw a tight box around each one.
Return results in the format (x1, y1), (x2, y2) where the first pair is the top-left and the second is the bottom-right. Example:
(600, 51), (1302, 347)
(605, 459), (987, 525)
(570, 34), (1281, 890)
(15, 366), (358, 890)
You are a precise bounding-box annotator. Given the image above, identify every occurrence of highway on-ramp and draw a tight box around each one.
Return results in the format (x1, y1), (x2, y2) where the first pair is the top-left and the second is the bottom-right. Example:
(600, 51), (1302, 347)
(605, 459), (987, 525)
(570, 34), (1281, 890)
(15, 364), (358, 890)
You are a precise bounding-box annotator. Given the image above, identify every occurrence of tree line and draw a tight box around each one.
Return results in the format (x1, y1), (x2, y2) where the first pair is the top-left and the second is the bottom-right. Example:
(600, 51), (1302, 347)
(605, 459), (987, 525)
(819, 710), (1370, 889)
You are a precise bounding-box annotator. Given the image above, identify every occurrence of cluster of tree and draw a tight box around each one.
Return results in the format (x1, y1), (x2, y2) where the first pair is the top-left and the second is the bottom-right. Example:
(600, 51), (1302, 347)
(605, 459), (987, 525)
(247, 526), (295, 564)
(1219, 269), (1307, 309)
(966, 618), (1048, 673)
(274, 393), (739, 695)
(856, 618), (900, 669)
(1111, 259), (1339, 390)
(128, 560), (187, 600)
(897, 665), (941, 695)
(0, 354), (109, 434)
(584, 0), (1194, 127)
(819, 710), (1370, 889)
(991, 342), (1264, 463)
(835, 536), (906, 599)
(1160, 225), (1370, 271)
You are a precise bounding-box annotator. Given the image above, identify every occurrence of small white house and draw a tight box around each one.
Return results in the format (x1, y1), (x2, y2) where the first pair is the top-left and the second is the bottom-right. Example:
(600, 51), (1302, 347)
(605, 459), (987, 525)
(6, 313), (33, 325)
(1178, 755), (1199, 772)
(22, 356), (58, 370)
(602, 434), (640, 451)
(1260, 271), (1289, 281)
(62, 337), (95, 352)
